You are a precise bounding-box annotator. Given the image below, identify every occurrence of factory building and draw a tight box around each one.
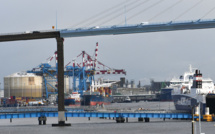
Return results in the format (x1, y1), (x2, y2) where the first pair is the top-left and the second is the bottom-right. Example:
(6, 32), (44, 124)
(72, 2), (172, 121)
(4, 72), (69, 98)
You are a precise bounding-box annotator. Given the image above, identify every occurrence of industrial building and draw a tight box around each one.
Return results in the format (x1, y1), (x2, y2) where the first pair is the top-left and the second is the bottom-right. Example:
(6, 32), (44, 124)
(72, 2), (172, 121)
(150, 80), (170, 93)
(4, 72), (69, 98)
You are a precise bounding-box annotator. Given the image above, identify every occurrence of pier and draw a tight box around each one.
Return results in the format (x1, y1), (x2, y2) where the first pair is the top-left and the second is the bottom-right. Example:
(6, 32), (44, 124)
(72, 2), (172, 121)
(0, 106), (192, 124)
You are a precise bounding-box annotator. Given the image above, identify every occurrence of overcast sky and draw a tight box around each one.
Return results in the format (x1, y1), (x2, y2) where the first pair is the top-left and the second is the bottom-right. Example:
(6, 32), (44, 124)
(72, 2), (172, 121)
(1, 0), (215, 88)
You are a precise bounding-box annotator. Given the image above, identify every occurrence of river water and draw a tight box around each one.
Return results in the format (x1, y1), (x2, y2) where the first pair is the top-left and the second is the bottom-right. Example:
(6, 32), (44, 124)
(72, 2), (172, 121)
(0, 101), (214, 134)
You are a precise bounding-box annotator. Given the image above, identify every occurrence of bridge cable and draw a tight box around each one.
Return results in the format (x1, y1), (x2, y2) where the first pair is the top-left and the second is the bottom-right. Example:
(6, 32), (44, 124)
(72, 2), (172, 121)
(200, 6), (215, 19)
(83, 0), (141, 27)
(119, 0), (165, 25)
(70, 0), (135, 28)
(148, 0), (183, 22)
(98, 0), (151, 26)
(173, 0), (204, 21)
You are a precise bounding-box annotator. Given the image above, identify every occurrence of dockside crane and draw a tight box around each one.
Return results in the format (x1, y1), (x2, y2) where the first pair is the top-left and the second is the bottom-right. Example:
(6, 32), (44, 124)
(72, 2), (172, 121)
(27, 52), (58, 98)
(65, 42), (126, 95)
(27, 42), (126, 98)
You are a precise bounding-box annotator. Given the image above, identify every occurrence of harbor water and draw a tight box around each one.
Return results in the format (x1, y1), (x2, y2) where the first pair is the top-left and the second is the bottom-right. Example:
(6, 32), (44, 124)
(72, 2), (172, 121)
(0, 101), (215, 134)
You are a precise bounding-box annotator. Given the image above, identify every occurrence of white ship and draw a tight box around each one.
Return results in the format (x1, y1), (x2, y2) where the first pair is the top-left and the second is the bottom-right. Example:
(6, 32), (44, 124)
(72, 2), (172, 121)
(168, 65), (215, 114)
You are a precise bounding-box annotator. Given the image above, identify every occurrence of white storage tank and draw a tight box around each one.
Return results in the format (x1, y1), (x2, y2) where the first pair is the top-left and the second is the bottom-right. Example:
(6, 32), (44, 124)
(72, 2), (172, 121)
(4, 72), (69, 98)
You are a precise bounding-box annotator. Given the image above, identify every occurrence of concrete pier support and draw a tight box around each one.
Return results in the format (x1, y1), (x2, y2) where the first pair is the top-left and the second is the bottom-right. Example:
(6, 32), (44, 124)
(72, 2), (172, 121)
(138, 118), (144, 122)
(43, 117), (47, 125)
(52, 38), (71, 127)
(126, 118), (128, 123)
(38, 117), (47, 125)
(10, 118), (12, 123)
(145, 118), (150, 122)
(88, 117), (90, 121)
(116, 117), (125, 123)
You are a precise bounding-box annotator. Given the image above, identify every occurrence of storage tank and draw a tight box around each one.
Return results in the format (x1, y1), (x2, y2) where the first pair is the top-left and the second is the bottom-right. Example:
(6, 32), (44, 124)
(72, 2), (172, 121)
(4, 72), (69, 98)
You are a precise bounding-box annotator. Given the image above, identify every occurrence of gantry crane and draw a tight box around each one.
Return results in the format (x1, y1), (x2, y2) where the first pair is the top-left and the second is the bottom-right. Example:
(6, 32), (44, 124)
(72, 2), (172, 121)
(27, 52), (58, 98)
(28, 42), (126, 98)
(65, 42), (126, 95)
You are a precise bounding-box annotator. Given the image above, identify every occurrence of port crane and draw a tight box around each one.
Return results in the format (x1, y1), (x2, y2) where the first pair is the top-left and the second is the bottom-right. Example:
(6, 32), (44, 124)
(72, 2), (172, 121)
(64, 42), (126, 95)
(28, 42), (126, 98)
(27, 52), (59, 98)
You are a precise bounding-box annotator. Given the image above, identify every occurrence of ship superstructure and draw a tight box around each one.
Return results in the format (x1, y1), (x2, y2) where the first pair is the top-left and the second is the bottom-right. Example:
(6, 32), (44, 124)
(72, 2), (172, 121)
(168, 65), (215, 114)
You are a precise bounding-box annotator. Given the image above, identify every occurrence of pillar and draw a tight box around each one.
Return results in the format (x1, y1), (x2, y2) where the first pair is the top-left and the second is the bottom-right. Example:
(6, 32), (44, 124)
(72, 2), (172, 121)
(145, 118), (150, 122)
(38, 117), (42, 125)
(43, 117), (47, 125)
(52, 37), (71, 127)
(116, 117), (125, 123)
(138, 117), (144, 122)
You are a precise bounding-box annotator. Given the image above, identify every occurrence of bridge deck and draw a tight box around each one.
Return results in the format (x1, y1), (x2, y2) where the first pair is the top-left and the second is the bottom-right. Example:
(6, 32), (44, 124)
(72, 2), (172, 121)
(0, 112), (192, 119)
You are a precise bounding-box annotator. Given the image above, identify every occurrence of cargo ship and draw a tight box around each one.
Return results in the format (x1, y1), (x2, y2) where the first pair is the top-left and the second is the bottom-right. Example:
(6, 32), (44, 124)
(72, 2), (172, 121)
(159, 88), (173, 101)
(168, 65), (215, 114)
(64, 92), (81, 106)
(1, 96), (18, 107)
(81, 94), (113, 106)
(81, 81), (114, 106)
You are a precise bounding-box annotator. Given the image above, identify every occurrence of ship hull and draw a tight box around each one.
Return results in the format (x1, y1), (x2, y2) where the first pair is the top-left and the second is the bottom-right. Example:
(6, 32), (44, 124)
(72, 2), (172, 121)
(160, 88), (173, 101)
(81, 95), (113, 106)
(206, 94), (215, 114)
(64, 99), (75, 105)
(172, 94), (205, 113)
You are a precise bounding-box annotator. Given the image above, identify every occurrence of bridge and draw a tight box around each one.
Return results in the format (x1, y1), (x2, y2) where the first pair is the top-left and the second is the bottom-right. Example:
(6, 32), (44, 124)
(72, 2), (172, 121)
(0, 106), (192, 124)
(0, 111), (192, 119)
(1, 18), (215, 126)
(1, 19), (215, 42)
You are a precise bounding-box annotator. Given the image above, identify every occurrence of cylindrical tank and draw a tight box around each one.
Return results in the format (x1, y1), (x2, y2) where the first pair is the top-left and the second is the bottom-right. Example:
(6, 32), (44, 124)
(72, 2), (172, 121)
(205, 107), (210, 115)
(4, 72), (69, 98)
(195, 106), (199, 115)
(4, 72), (43, 98)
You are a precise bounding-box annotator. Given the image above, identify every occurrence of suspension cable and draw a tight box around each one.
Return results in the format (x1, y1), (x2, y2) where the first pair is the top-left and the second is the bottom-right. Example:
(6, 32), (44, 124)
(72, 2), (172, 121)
(70, 0), (134, 28)
(173, 0), (203, 21)
(201, 5), (215, 19)
(98, 0), (151, 26)
(148, 0), (183, 22)
(121, 0), (165, 25)
(84, 0), (141, 27)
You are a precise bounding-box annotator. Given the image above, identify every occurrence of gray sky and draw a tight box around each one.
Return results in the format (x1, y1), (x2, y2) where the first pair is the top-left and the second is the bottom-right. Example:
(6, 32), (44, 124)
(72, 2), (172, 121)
(1, 0), (215, 88)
